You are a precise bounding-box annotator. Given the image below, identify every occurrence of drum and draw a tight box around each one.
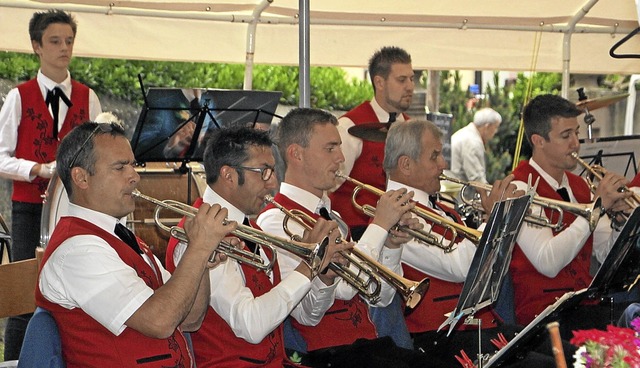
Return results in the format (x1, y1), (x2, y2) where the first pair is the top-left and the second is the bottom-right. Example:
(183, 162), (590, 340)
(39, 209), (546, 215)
(40, 162), (206, 265)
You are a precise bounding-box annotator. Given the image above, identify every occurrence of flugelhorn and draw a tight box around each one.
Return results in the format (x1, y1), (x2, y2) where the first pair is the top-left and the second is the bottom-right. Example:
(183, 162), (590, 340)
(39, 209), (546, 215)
(264, 195), (430, 309)
(439, 174), (602, 231)
(571, 152), (640, 213)
(132, 190), (330, 275)
(336, 171), (481, 252)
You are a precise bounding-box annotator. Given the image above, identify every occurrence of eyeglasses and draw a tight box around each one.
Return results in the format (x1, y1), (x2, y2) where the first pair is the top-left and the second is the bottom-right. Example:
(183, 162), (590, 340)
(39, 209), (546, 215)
(232, 165), (275, 181)
(68, 123), (124, 169)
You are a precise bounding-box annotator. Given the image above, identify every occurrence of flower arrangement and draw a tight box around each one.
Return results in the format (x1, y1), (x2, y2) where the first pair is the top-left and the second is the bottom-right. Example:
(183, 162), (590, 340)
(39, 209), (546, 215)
(571, 318), (640, 368)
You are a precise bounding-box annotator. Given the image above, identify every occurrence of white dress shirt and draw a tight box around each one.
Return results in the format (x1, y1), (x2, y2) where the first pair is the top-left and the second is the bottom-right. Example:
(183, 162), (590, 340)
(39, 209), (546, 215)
(172, 186), (335, 344)
(257, 182), (402, 307)
(446, 122), (488, 183)
(333, 98), (407, 191)
(39, 203), (168, 336)
(513, 159), (617, 278)
(0, 70), (102, 181)
(387, 179), (479, 283)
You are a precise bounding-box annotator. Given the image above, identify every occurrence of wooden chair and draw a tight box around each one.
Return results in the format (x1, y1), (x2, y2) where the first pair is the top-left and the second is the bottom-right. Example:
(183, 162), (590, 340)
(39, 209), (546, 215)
(0, 248), (44, 319)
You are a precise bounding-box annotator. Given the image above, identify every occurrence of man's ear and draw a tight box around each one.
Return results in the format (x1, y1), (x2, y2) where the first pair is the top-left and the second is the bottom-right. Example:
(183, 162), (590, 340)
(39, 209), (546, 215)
(287, 144), (302, 164)
(71, 167), (89, 190)
(530, 134), (545, 148)
(220, 165), (235, 184)
(372, 75), (385, 92)
(397, 155), (412, 176)
(31, 40), (41, 56)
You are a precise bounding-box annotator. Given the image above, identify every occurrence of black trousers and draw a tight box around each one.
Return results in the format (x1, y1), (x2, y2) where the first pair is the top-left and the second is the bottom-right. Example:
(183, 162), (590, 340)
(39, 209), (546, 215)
(3, 201), (41, 361)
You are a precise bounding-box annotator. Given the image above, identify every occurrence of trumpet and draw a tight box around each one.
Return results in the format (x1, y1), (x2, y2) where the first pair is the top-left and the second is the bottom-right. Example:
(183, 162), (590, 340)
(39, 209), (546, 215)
(336, 171), (481, 252)
(439, 174), (602, 232)
(571, 152), (640, 213)
(264, 195), (430, 309)
(132, 190), (330, 275)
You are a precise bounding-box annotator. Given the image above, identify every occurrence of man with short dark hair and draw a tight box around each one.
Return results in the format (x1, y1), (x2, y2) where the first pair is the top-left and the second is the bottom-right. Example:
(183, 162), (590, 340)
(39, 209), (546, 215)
(36, 122), (227, 367)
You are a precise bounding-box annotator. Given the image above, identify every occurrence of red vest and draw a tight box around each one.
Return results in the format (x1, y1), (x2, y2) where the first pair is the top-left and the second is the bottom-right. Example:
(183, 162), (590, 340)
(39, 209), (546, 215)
(262, 192), (378, 351)
(35, 216), (192, 368)
(14, 79), (90, 203)
(166, 198), (289, 367)
(511, 161), (594, 325)
(331, 102), (409, 229)
(630, 172), (640, 188)
(403, 201), (497, 332)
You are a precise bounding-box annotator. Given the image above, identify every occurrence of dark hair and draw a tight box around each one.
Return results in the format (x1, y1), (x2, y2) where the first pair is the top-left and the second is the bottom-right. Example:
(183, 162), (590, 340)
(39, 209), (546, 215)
(57, 122), (126, 196)
(29, 9), (77, 44)
(203, 126), (273, 185)
(368, 46), (412, 92)
(275, 108), (338, 167)
(523, 94), (582, 145)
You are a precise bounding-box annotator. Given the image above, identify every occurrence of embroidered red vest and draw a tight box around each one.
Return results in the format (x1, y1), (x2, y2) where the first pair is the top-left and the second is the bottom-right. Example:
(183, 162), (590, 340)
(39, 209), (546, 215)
(35, 216), (192, 368)
(511, 161), (594, 325)
(262, 192), (378, 351)
(403, 201), (498, 332)
(166, 198), (288, 367)
(630, 172), (640, 188)
(331, 102), (409, 229)
(14, 79), (89, 203)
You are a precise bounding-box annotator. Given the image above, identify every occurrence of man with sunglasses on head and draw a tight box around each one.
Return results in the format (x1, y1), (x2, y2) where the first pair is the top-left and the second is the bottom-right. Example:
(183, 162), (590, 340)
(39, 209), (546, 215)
(36, 122), (230, 367)
(0, 9), (102, 359)
(166, 126), (349, 367)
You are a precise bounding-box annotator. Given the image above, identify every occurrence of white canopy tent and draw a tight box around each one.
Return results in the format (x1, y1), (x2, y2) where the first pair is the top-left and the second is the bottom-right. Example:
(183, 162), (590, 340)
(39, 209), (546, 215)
(1, 0), (639, 99)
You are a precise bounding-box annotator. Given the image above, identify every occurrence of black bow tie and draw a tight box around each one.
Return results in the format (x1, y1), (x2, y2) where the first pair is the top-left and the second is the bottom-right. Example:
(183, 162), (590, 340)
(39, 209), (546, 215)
(114, 223), (143, 255)
(556, 187), (570, 202)
(388, 112), (397, 123)
(243, 217), (258, 253)
(45, 87), (73, 139)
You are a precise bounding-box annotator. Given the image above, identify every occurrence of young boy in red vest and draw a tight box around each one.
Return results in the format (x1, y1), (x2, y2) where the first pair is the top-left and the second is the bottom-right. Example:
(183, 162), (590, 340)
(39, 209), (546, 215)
(0, 9), (101, 360)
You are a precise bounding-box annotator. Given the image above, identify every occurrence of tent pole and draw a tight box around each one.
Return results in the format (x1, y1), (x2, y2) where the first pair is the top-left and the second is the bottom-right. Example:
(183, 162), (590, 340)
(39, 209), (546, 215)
(243, 0), (273, 90)
(562, 0), (599, 97)
(299, 0), (311, 107)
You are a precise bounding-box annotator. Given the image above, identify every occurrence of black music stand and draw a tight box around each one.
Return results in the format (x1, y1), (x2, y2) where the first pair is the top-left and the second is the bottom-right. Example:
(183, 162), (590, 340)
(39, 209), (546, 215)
(130, 87), (282, 165)
(484, 207), (640, 367)
(438, 194), (533, 337)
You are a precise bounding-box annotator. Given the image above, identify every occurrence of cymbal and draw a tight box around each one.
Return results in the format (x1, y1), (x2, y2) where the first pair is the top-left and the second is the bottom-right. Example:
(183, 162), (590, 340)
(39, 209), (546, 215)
(348, 122), (392, 142)
(575, 93), (629, 111)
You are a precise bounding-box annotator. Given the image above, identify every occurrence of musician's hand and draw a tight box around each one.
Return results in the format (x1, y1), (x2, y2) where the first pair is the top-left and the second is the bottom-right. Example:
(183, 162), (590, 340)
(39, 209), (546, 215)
(317, 240), (353, 285)
(301, 218), (339, 245)
(206, 236), (238, 268)
(479, 174), (524, 214)
(594, 171), (632, 212)
(372, 188), (416, 230)
(184, 203), (236, 258)
(34, 161), (56, 179)
(384, 212), (421, 249)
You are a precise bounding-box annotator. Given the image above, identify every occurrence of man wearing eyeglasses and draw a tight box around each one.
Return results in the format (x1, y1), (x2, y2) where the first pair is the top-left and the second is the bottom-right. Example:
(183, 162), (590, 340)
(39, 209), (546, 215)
(36, 122), (229, 367)
(166, 126), (349, 367)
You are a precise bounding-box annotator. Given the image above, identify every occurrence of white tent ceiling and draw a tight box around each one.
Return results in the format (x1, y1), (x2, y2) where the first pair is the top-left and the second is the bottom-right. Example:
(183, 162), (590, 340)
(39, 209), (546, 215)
(1, 0), (639, 75)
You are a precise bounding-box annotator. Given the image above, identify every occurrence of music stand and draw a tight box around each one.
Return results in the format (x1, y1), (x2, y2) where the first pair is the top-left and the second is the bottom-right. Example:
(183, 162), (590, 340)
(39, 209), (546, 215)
(484, 207), (640, 367)
(130, 87), (282, 165)
(438, 194), (533, 338)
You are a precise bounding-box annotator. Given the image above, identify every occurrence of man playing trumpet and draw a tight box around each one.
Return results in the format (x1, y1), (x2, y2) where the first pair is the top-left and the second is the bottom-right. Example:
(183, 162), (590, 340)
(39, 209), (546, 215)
(166, 126), (348, 367)
(382, 119), (557, 366)
(510, 94), (632, 333)
(36, 122), (230, 367)
(257, 108), (435, 366)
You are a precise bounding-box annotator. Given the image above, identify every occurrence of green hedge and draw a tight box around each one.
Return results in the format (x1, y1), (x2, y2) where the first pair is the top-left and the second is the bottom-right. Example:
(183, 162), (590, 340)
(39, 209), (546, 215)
(0, 51), (372, 110)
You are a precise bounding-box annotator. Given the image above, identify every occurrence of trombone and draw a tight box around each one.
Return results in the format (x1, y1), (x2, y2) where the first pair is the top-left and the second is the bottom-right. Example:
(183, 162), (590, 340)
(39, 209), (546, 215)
(264, 195), (430, 309)
(336, 171), (481, 252)
(571, 152), (640, 213)
(439, 174), (602, 232)
(132, 190), (330, 275)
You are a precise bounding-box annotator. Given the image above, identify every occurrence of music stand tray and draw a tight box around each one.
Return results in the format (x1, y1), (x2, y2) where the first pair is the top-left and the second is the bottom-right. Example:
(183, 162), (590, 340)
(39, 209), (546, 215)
(484, 207), (640, 367)
(438, 194), (533, 335)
